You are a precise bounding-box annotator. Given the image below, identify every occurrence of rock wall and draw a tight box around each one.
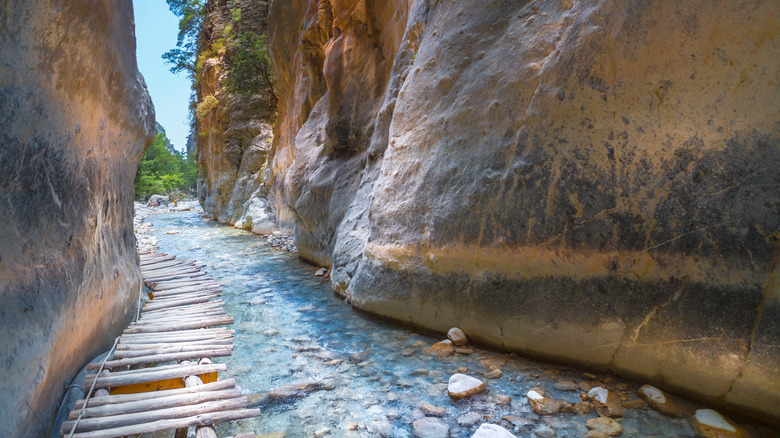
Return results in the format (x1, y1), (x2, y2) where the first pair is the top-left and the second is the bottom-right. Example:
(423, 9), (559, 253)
(267, 0), (780, 422)
(0, 1), (154, 436)
(196, 0), (277, 233)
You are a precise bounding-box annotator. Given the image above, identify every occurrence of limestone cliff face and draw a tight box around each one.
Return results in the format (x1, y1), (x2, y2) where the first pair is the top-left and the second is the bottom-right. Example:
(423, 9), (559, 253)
(268, 0), (780, 421)
(0, 1), (154, 436)
(196, 0), (276, 233)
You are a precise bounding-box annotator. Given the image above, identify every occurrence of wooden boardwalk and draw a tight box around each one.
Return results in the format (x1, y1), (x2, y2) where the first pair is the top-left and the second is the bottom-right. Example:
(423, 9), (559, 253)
(61, 251), (259, 438)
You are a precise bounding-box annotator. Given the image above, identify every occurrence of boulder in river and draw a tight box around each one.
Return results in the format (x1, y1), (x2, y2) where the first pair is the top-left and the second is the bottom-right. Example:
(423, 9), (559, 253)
(638, 384), (684, 417)
(448, 373), (487, 399)
(268, 380), (323, 402)
(588, 387), (624, 417)
(527, 389), (566, 415)
(472, 423), (517, 438)
(586, 417), (622, 436)
(447, 327), (469, 346)
(692, 409), (747, 438)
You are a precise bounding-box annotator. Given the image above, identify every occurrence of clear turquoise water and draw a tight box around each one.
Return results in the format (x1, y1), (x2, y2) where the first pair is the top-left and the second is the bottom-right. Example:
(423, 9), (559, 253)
(143, 209), (699, 438)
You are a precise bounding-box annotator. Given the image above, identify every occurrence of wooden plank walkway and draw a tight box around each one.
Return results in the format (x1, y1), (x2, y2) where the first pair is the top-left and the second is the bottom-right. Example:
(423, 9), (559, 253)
(61, 251), (259, 438)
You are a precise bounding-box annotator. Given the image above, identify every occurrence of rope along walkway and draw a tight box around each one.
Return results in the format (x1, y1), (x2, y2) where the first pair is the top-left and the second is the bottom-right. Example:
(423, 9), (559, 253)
(60, 251), (259, 438)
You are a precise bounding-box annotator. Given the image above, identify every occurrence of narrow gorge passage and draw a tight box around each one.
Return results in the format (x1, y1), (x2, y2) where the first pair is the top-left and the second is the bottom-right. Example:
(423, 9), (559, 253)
(137, 205), (745, 438)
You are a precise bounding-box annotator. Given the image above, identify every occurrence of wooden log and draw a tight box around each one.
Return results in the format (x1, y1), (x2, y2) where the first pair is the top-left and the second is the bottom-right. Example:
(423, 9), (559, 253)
(141, 296), (216, 312)
(119, 329), (234, 342)
(67, 388), (243, 420)
(62, 397), (248, 433)
(141, 300), (225, 315)
(68, 408), (261, 438)
(153, 289), (221, 299)
(149, 291), (221, 304)
(150, 278), (215, 290)
(121, 317), (234, 333)
(89, 349), (233, 369)
(139, 255), (176, 264)
(142, 266), (202, 276)
(137, 312), (229, 325)
(152, 286), (221, 298)
(144, 271), (208, 283)
(74, 379), (236, 410)
(83, 364), (226, 389)
(112, 344), (232, 359)
(117, 338), (233, 350)
(141, 259), (196, 270)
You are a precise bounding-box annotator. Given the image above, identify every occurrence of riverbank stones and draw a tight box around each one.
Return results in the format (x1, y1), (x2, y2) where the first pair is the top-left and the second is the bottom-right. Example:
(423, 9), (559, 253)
(448, 373), (487, 399)
(422, 404), (447, 417)
(472, 423), (517, 438)
(588, 387), (624, 417)
(692, 409), (747, 438)
(638, 385), (684, 417)
(447, 327), (469, 345)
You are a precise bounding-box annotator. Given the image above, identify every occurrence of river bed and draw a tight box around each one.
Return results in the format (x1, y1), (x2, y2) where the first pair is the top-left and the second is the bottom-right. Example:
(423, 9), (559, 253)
(136, 204), (756, 438)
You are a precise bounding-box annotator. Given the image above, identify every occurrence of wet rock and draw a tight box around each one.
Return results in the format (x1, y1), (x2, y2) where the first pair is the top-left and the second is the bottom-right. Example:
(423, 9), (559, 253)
(532, 425), (556, 438)
(345, 422), (359, 431)
(455, 347), (475, 355)
(412, 417), (450, 438)
(426, 340), (455, 358)
(429, 382), (450, 397)
(448, 374), (487, 400)
(553, 380), (579, 391)
(638, 385), (683, 417)
(411, 369), (430, 376)
(692, 409), (747, 438)
(587, 387), (624, 417)
(315, 268), (328, 277)
(527, 389), (565, 415)
(349, 351), (370, 363)
(246, 392), (270, 406)
(472, 423), (517, 438)
(586, 417), (622, 436)
(401, 348), (417, 357)
(484, 369), (503, 379)
(493, 394), (511, 406)
(422, 404), (447, 417)
(480, 356), (508, 370)
(457, 412), (483, 426)
(584, 432), (609, 438)
(579, 381), (594, 392)
(447, 327), (469, 346)
(502, 416), (533, 428)
(268, 380), (323, 401)
(457, 367), (469, 373)
(314, 427), (331, 437)
(621, 399), (645, 410)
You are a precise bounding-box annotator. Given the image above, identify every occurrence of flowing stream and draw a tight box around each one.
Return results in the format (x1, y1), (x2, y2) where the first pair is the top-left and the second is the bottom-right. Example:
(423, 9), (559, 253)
(139, 206), (704, 438)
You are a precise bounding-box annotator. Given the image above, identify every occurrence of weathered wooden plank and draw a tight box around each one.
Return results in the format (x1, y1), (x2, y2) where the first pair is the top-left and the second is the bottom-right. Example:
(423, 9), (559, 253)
(141, 296), (216, 312)
(152, 286), (221, 298)
(150, 291), (221, 303)
(74, 379), (236, 410)
(141, 301), (225, 316)
(119, 328), (234, 342)
(144, 271), (208, 283)
(113, 344), (232, 358)
(120, 317), (234, 334)
(88, 349), (232, 369)
(138, 311), (229, 324)
(68, 408), (261, 438)
(117, 338), (233, 350)
(83, 364), (226, 389)
(151, 281), (218, 291)
(62, 397), (248, 433)
(142, 266), (202, 276)
(67, 388), (243, 420)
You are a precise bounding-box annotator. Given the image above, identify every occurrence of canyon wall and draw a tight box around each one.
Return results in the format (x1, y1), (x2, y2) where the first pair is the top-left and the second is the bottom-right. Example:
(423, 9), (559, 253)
(196, 0), (277, 233)
(265, 0), (780, 422)
(0, 1), (154, 435)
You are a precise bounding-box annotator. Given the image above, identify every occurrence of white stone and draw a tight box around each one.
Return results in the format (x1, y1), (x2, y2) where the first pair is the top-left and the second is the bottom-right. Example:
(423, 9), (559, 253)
(588, 386), (609, 403)
(695, 409), (736, 432)
(527, 390), (544, 400)
(449, 374), (483, 394)
(472, 423), (517, 438)
(639, 385), (666, 404)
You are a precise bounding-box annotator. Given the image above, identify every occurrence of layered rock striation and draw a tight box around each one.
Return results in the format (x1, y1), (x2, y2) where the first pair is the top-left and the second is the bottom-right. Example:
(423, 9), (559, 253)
(0, 0), (154, 435)
(196, 0), (276, 233)
(264, 0), (780, 422)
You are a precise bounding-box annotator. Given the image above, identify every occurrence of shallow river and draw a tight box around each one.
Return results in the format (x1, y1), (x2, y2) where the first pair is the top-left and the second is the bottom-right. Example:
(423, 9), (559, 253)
(142, 207), (705, 438)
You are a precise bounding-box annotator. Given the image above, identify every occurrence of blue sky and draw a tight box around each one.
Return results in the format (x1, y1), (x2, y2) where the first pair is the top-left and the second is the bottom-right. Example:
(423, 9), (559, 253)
(133, 0), (191, 153)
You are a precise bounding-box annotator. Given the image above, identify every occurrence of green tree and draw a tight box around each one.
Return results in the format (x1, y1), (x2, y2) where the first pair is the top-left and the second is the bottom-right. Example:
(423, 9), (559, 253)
(223, 31), (277, 100)
(162, 0), (205, 78)
(135, 131), (198, 199)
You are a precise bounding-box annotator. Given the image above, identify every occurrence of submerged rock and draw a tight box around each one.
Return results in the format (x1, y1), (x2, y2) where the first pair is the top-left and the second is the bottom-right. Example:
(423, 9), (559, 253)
(426, 340), (456, 358)
(412, 417), (450, 438)
(448, 374), (487, 400)
(586, 417), (622, 436)
(472, 423), (517, 438)
(268, 380), (323, 402)
(422, 404), (447, 417)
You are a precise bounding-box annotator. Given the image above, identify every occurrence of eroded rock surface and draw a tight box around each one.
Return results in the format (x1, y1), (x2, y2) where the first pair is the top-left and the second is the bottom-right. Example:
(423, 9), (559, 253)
(264, 0), (780, 422)
(0, 0), (154, 435)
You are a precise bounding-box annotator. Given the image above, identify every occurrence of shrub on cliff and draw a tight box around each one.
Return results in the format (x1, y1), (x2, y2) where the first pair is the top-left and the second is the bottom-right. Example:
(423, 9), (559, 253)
(223, 31), (276, 101)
